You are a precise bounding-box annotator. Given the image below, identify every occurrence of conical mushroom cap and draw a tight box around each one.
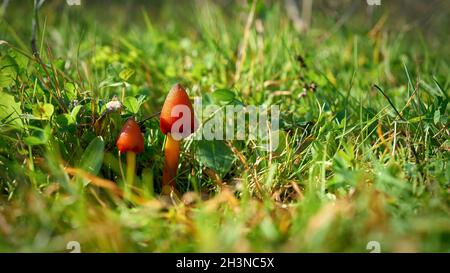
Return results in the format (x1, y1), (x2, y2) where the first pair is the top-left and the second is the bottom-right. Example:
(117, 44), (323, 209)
(160, 83), (197, 139)
(116, 118), (145, 153)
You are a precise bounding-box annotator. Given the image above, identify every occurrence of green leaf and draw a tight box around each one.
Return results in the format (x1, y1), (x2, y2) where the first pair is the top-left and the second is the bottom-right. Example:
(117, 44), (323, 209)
(65, 82), (77, 101)
(78, 136), (105, 176)
(24, 126), (50, 146)
(0, 91), (23, 128)
(71, 105), (82, 120)
(272, 130), (287, 154)
(123, 96), (146, 114)
(55, 114), (76, 133)
(123, 97), (138, 114)
(99, 79), (129, 88)
(119, 68), (135, 81)
(210, 89), (236, 105)
(24, 136), (44, 146)
(196, 140), (235, 177)
(43, 104), (54, 118)
(32, 103), (54, 120)
(0, 48), (28, 89)
(434, 109), (440, 125)
(0, 56), (17, 89)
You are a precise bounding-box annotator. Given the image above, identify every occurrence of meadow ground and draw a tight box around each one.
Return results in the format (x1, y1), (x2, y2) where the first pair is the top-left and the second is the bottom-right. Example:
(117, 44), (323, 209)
(0, 1), (449, 252)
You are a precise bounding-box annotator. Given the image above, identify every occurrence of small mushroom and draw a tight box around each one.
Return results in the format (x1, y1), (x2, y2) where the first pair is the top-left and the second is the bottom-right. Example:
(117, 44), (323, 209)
(160, 83), (197, 194)
(116, 117), (144, 199)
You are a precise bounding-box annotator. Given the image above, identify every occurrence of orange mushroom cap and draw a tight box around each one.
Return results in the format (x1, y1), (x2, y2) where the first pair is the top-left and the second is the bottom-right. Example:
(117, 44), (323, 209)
(116, 118), (145, 153)
(160, 83), (197, 138)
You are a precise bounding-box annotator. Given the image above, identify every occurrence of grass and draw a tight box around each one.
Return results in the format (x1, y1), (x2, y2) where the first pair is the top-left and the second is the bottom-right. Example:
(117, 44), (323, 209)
(0, 0), (449, 252)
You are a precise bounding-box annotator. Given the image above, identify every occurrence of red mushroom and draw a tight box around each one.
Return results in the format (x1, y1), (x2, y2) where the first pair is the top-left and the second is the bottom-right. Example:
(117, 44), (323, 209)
(116, 117), (144, 199)
(160, 83), (197, 194)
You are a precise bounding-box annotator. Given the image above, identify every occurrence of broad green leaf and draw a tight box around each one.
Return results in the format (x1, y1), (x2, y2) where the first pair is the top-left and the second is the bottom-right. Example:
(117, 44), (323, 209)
(32, 103), (54, 120)
(78, 136), (105, 176)
(210, 89), (235, 105)
(0, 48), (28, 89)
(65, 82), (77, 101)
(0, 55), (17, 89)
(196, 139), (235, 177)
(43, 104), (54, 118)
(123, 97), (138, 114)
(0, 91), (23, 128)
(71, 105), (83, 120)
(24, 136), (45, 146)
(55, 114), (76, 133)
(123, 95), (146, 114)
(24, 126), (50, 146)
(119, 68), (135, 81)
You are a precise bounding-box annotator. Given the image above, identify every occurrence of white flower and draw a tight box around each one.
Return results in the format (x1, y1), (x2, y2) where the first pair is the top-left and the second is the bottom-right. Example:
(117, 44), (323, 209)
(66, 0), (81, 6)
(106, 100), (122, 113)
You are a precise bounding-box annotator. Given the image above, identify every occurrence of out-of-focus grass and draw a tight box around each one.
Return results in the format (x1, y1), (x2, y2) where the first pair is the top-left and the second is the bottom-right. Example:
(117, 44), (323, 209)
(0, 1), (449, 252)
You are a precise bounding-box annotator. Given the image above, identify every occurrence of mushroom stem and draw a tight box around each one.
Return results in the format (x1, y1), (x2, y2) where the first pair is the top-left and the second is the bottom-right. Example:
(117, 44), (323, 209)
(162, 134), (180, 194)
(125, 151), (137, 199)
